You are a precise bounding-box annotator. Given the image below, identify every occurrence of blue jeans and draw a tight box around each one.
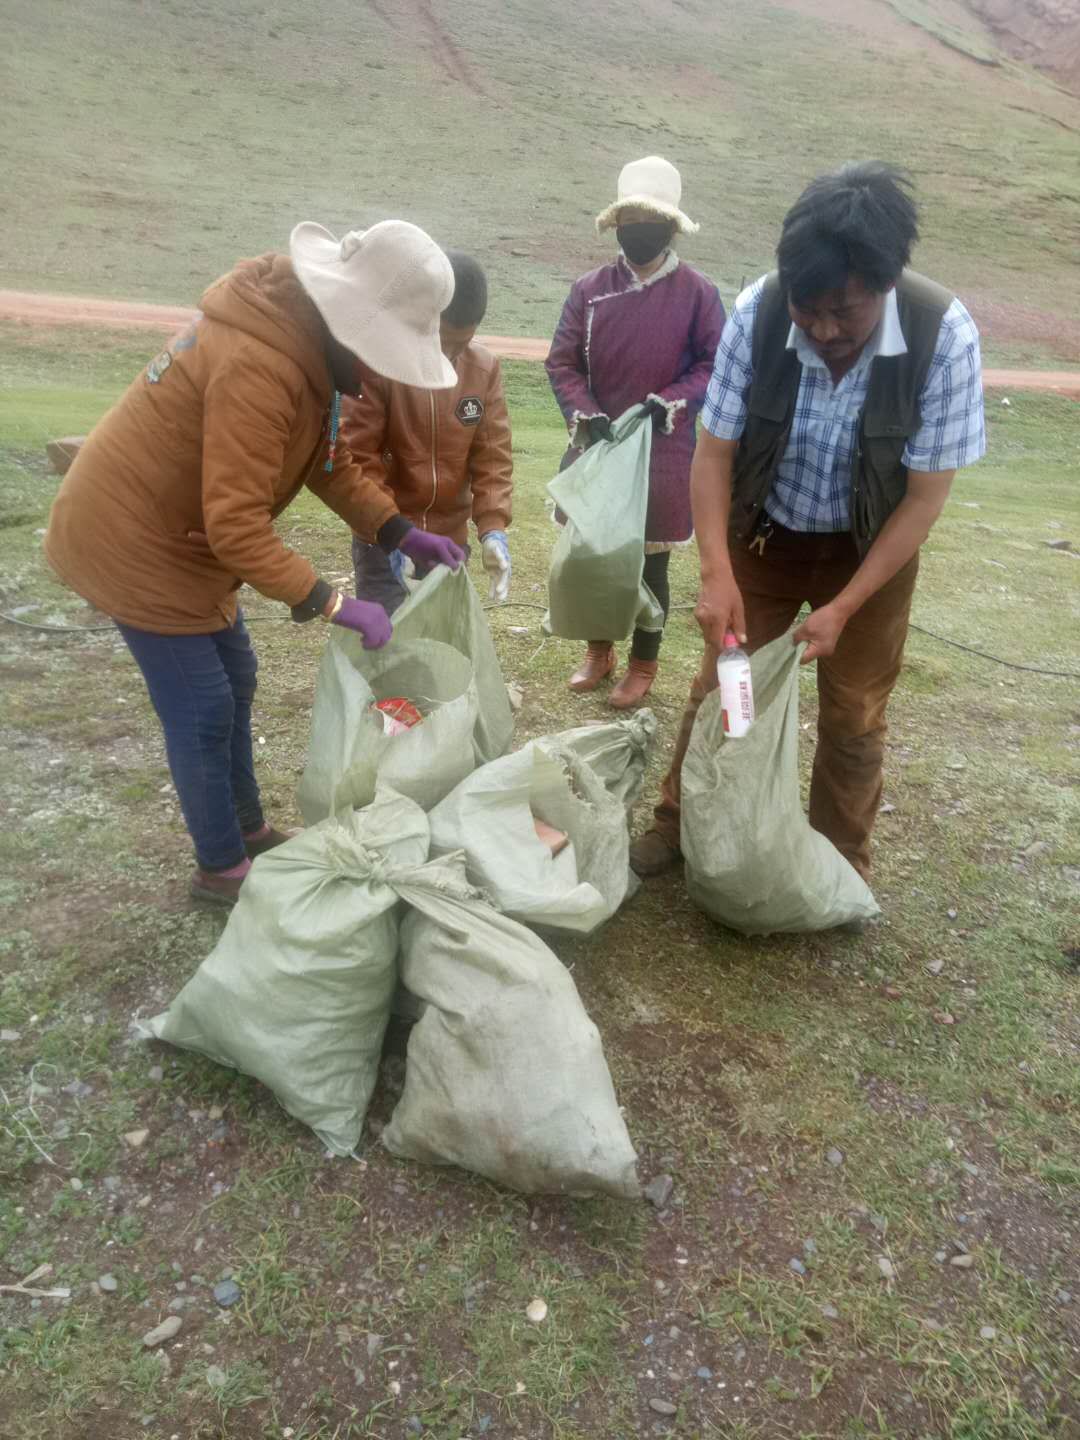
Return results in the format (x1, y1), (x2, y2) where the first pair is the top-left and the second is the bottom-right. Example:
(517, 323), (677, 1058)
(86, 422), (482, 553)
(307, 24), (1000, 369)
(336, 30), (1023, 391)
(116, 613), (263, 871)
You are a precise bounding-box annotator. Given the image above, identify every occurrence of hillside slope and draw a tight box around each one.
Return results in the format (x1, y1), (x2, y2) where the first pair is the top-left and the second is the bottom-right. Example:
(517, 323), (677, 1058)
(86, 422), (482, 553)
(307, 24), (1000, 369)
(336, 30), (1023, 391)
(2, 0), (1078, 356)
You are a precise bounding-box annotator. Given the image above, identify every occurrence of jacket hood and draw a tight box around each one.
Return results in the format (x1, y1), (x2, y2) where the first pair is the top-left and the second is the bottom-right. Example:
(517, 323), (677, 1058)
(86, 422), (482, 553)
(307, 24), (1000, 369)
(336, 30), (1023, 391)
(200, 254), (332, 400)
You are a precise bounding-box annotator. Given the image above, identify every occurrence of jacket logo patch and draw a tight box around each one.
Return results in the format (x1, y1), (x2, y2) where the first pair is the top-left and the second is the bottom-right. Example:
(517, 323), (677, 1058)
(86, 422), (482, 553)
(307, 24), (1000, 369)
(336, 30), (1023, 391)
(455, 395), (484, 426)
(146, 350), (173, 385)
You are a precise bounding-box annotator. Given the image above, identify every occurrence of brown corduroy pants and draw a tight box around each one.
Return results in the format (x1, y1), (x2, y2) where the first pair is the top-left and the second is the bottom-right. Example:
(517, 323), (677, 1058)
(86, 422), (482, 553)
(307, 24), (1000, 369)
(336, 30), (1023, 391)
(652, 524), (919, 878)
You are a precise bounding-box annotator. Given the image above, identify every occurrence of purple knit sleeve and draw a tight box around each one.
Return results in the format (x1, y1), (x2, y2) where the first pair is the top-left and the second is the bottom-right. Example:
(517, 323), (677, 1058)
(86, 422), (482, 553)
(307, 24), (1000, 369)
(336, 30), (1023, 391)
(645, 281), (727, 434)
(545, 283), (607, 442)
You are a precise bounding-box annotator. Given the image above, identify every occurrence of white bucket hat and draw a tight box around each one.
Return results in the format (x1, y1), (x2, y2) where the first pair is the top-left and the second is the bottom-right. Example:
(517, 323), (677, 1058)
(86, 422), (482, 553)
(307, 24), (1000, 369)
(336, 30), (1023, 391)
(595, 155), (699, 236)
(290, 219), (457, 389)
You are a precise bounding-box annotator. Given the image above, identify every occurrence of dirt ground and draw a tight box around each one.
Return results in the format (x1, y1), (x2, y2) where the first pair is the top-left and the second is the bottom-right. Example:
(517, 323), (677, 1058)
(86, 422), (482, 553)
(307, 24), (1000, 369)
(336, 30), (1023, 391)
(1, 289), (1078, 396)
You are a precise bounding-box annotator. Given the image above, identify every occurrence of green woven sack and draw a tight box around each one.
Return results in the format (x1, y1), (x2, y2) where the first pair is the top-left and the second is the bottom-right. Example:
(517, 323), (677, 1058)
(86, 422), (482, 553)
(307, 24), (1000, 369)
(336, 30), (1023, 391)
(140, 789), (430, 1155)
(682, 635), (881, 935)
(543, 406), (663, 641)
(299, 566), (513, 822)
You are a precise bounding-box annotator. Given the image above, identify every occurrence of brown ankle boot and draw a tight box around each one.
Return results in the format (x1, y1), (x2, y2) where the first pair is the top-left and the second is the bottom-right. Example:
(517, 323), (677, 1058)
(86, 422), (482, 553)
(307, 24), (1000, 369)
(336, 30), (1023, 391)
(629, 829), (682, 878)
(568, 642), (615, 693)
(243, 824), (296, 860)
(609, 657), (657, 710)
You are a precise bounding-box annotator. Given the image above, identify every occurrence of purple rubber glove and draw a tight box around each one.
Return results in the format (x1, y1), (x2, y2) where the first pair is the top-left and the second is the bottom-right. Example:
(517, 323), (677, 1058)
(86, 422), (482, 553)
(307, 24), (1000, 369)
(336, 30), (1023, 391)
(398, 528), (465, 571)
(330, 596), (393, 650)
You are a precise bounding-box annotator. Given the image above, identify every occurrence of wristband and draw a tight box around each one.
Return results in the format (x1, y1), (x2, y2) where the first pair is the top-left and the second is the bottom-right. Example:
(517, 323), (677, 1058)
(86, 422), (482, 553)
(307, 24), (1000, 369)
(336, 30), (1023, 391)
(319, 591), (344, 623)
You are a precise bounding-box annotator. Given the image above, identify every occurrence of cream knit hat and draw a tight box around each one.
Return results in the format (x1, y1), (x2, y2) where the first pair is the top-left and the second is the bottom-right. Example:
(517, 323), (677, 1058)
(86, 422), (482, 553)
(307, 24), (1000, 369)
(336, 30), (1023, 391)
(595, 156), (699, 236)
(290, 220), (457, 389)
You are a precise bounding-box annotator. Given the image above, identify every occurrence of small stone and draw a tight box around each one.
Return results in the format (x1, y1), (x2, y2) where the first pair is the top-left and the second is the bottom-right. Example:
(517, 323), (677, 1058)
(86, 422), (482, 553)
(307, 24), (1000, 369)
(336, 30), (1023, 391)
(102, 1175), (122, 1193)
(98, 1274), (118, 1292)
(788, 1258), (807, 1276)
(820, 1303), (839, 1320)
(935, 1250), (948, 1263)
(803, 1239), (818, 1257)
(696, 1366), (713, 1379)
(526, 1298), (548, 1324)
(644, 1174), (674, 1209)
(208, 1104), (224, 1121)
(933, 1011), (956, 1026)
(367, 1333), (383, 1358)
(389, 1380), (401, 1396)
(877, 1257), (896, 1281)
(353, 1368), (365, 1386)
(148, 1066), (164, 1083)
(142, 1316), (182, 1347)
(167, 1297), (191, 1312)
(1056, 1289), (1072, 1304)
(1045, 538), (1073, 551)
(506, 683), (524, 711)
(69, 1177), (83, 1192)
(62, 1079), (94, 1099)
(477, 1418), (493, 1435)
(406, 1419), (423, 1437)
(921, 1317), (944, 1332)
(206, 1365), (227, 1388)
(980, 1325), (996, 1340)
(212, 1280), (241, 1307)
(825, 1147), (844, 1167)
(946, 908), (958, 920)
(879, 801), (897, 814)
(927, 959), (945, 976)
(961, 1161), (979, 1177)
(649, 1398), (678, 1416)
(950, 1253), (975, 1269)
(0, 1029), (21, 1042)
(124, 1129), (150, 1149)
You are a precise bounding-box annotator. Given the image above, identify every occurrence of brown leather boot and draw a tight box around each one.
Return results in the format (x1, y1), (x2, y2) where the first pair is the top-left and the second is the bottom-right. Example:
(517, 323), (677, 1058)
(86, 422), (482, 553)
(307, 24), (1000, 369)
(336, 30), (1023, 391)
(243, 824), (295, 860)
(568, 642), (615, 693)
(629, 829), (682, 878)
(609, 657), (657, 710)
(190, 868), (247, 907)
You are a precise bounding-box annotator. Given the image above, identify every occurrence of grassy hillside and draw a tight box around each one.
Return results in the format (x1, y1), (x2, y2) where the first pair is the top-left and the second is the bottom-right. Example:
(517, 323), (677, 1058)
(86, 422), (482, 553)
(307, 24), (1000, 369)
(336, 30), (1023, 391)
(2, 0), (1079, 358)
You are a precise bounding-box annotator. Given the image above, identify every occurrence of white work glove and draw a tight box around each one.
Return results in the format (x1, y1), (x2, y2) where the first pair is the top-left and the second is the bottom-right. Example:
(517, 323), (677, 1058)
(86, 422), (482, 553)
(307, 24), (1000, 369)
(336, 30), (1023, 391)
(480, 530), (511, 604)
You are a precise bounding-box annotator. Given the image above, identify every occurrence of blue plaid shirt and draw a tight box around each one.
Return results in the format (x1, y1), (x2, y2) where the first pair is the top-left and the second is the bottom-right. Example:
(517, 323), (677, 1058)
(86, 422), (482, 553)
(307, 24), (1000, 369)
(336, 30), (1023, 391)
(702, 276), (986, 532)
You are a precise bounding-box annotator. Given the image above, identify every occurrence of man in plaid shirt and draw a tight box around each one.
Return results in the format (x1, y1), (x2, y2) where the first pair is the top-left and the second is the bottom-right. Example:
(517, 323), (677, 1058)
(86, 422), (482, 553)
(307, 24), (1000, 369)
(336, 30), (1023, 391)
(631, 162), (986, 889)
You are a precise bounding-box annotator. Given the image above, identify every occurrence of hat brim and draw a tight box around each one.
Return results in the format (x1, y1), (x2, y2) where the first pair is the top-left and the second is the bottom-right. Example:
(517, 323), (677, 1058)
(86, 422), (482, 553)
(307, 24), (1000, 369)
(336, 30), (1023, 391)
(290, 222), (457, 390)
(595, 196), (699, 236)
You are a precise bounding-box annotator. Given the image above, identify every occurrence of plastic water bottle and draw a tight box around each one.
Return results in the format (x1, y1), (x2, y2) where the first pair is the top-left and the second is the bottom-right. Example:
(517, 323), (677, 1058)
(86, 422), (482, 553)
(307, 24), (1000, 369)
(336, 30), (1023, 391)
(716, 632), (754, 737)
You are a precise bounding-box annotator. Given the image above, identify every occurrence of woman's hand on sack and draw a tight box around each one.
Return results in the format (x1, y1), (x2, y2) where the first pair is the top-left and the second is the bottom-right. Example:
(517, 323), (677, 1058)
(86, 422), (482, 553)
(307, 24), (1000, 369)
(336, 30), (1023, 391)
(398, 528), (465, 571)
(642, 397), (671, 430)
(585, 416), (614, 446)
(480, 530), (512, 604)
(694, 572), (747, 650)
(327, 595), (393, 650)
(793, 603), (847, 664)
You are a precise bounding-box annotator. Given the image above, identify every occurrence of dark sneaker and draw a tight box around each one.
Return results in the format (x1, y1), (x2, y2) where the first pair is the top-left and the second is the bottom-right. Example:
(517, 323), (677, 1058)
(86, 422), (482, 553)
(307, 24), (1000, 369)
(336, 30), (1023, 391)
(190, 868), (246, 907)
(244, 825), (295, 860)
(629, 829), (682, 879)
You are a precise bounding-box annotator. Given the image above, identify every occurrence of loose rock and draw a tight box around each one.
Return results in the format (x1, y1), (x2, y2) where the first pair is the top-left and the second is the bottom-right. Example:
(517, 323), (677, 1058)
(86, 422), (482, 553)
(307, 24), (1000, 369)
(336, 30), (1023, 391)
(212, 1280), (241, 1307)
(98, 1274), (118, 1293)
(825, 1147), (844, 1167)
(696, 1366), (713, 1379)
(980, 1325), (996, 1340)
(788, 1258), (807, 1276)
(406, 1419), (423, 1437)
(526, 1297), (548, 1324)
(206, 1364), (227, 1388)
(1056, 1289), (1072, 1304)
(367, 1333), (384, 1358)
(649, 1398), (678, 1416)
(123, 1129), (150, 1149)
(950, 1253), (975, 1269)
(877, 1257), (896, 1281)
(147, 1066), (164, 1083)
(644, 1174), (674, 1209)
(820, 1303), (839, 1320)
(927, 959), (945, 976)
(142, 1315), (182, 1347)
(0, 1029), (21, 1043)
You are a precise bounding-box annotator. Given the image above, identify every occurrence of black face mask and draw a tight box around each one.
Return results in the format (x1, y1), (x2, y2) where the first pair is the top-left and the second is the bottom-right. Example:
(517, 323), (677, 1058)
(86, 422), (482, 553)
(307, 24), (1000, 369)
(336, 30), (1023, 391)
(616, 221), (672, 266)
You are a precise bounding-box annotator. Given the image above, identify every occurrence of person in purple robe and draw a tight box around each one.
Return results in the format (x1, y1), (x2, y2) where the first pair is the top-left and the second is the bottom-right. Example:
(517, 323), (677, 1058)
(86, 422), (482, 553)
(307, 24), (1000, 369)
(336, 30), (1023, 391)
(545, 155), (726, 707)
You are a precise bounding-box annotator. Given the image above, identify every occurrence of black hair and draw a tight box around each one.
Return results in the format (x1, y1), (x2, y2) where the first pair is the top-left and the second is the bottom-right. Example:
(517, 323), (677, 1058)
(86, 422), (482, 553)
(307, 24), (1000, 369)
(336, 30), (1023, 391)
(442, 250), (488, 327)
(777, 162), (919, 304)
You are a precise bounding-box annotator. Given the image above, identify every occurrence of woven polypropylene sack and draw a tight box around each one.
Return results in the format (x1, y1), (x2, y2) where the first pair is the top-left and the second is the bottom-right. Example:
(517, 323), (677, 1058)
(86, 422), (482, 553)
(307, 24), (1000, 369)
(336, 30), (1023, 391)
(543, 406), (663, 641)
(139, 790), (430, 1154)
(384, 853), (640, 1197)
(682, 635), (881, 934)
(428, 738), (634, 932)
(299, 566), (512, 821)
(544, 710), (658, 811)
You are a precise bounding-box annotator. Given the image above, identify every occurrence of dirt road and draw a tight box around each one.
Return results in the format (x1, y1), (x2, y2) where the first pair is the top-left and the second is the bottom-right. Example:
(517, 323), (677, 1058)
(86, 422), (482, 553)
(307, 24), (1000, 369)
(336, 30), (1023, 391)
(2, 289), (1078, 397)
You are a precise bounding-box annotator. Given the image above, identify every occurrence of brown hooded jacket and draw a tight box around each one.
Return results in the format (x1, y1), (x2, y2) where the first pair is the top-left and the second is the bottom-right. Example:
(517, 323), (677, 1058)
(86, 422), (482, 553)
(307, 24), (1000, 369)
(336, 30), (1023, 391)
(45, 254), (399, 633)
